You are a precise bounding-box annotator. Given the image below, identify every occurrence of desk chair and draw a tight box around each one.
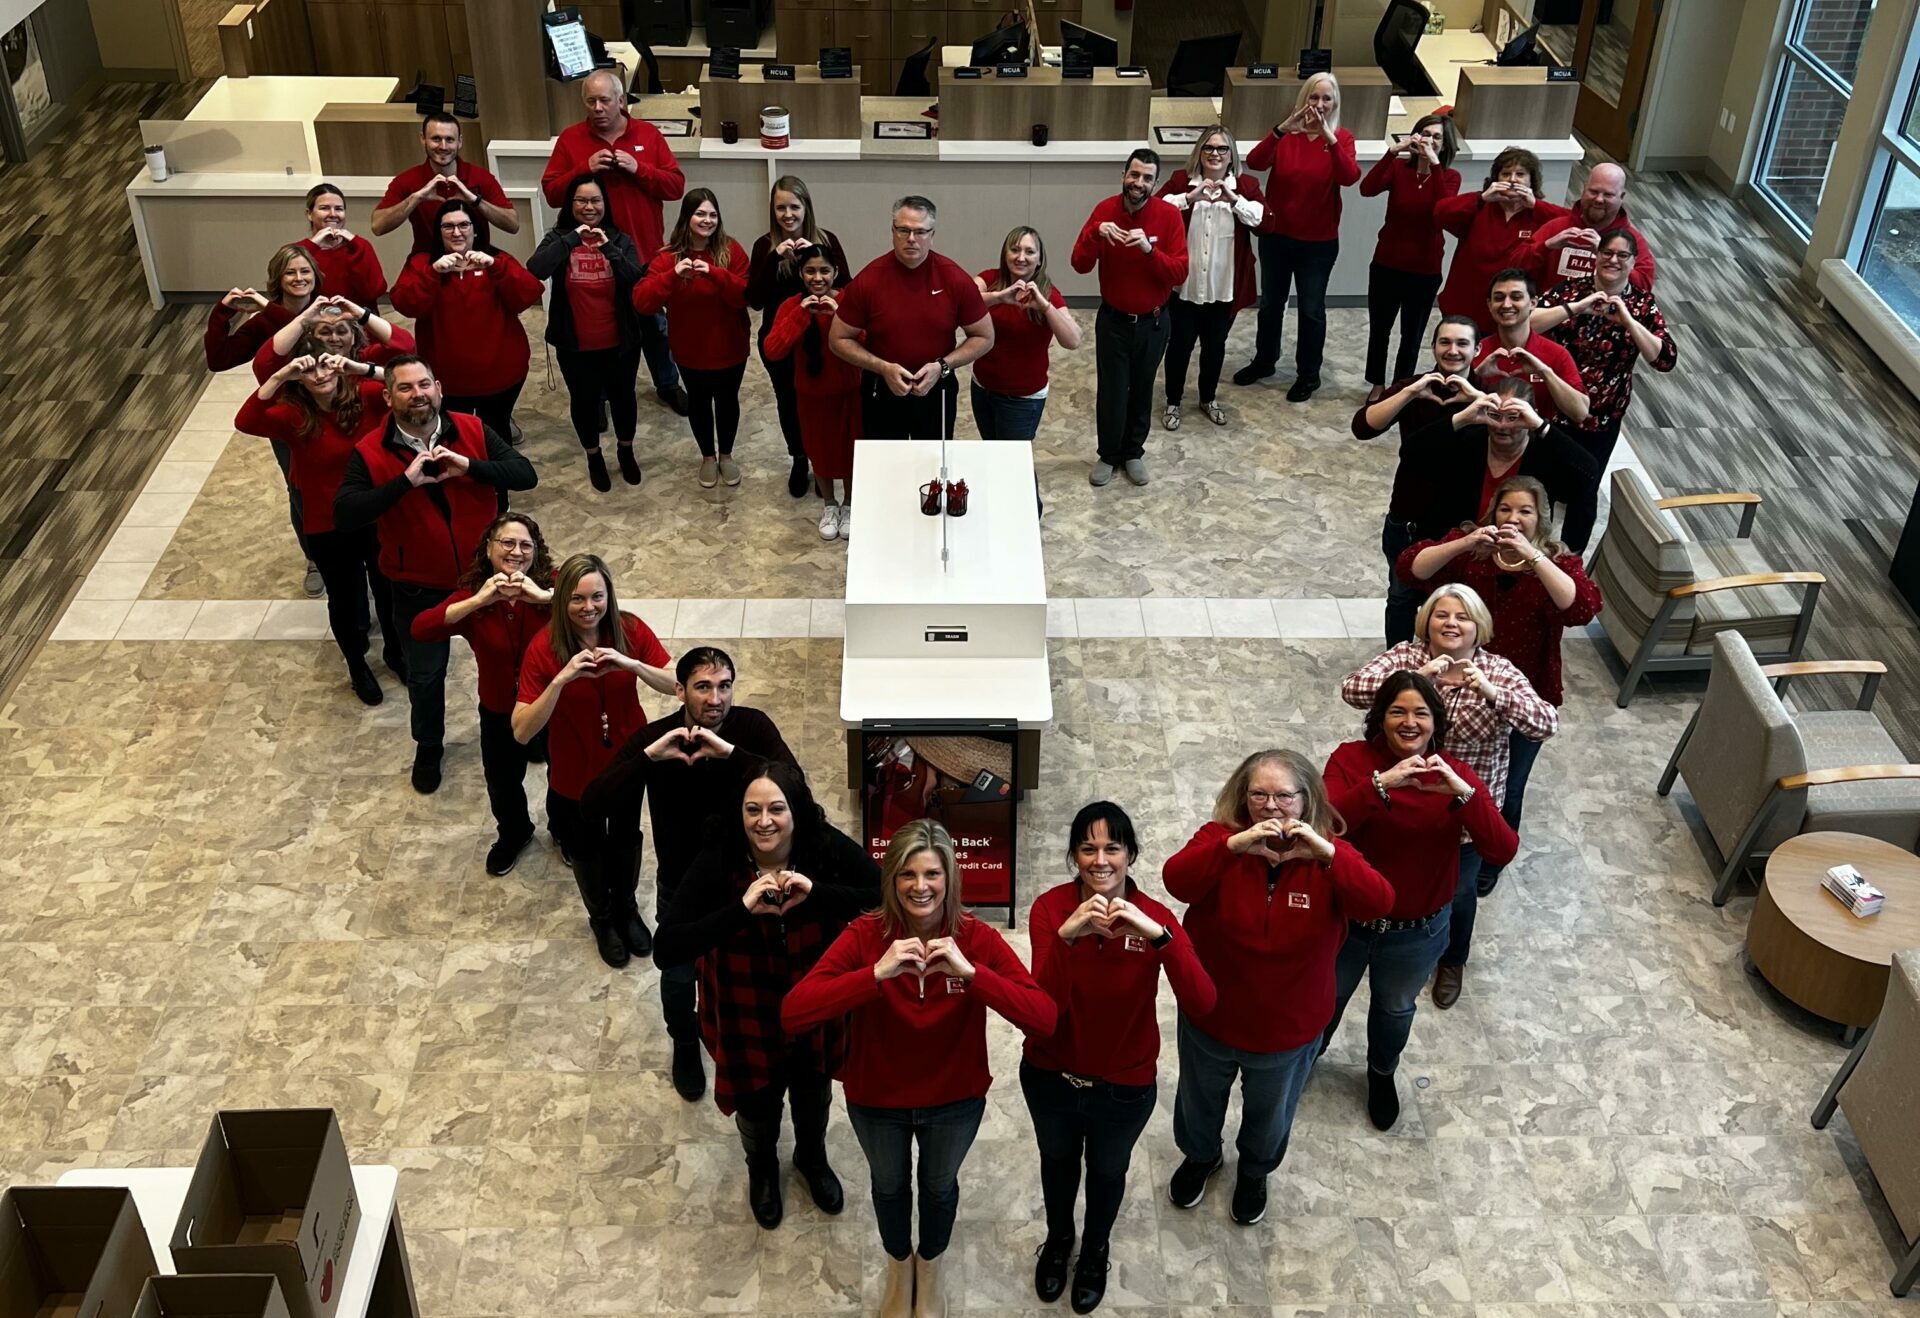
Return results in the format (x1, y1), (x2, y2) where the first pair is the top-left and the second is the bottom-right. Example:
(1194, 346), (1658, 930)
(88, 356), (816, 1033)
(1375, 0), (1436, 96)
(1165, 32), (1240, 97)
(896, 40), (935, 97)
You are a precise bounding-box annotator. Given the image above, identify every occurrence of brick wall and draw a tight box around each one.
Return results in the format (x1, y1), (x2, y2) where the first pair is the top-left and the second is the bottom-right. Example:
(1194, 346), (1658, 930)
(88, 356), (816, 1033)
(1758, 0), (1872, 226)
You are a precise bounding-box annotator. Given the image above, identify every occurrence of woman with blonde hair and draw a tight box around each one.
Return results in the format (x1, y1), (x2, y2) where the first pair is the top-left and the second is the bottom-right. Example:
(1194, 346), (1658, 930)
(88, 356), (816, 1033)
(1162, 749), (1392, 1226)
(1340, 579), (1556, 1008)
(1235, 71), (1358, 401)
(1157, 127), (1264, 430)
(971, 225), (1082, 441)
(513, 553), (676, 967)
(747, 174), (851, 496)
(783, 820), (1056, 1318)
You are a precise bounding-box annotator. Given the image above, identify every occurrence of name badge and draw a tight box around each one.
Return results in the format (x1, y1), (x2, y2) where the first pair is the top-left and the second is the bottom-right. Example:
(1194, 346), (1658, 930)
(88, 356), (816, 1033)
(1287, 891), (1310, 909)
(944, 977), (967, 995)
(1123, 935), (1147, 952)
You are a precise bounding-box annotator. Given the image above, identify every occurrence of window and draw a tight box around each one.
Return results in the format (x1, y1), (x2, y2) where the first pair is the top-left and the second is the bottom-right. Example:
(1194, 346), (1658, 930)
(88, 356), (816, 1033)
(1788, 0), (1874, 86)
(1752, 0), (1872, 238)
(1849, 7), (1920, 335)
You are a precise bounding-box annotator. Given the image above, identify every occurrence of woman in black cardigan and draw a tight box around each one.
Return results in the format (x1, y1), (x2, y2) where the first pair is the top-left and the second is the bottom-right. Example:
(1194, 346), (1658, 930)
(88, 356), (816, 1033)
(745, 175), (850, 498)
(654, 760), (881, 1230)
(527, 173), (647, 492)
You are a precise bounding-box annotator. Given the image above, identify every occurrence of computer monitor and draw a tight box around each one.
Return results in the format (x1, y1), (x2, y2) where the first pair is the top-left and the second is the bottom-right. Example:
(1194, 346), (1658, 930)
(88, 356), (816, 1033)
(969, 20), (1029, 68)
(1059, 20), (1119, 68)
(1164, 31), (1240, 97)
(543, 7), (596, 80)
(1497, 22), (1543, 66)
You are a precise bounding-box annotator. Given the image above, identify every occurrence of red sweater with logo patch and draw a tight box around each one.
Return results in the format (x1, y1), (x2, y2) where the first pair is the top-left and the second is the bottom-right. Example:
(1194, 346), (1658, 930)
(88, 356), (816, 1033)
(781, 912), (1057, 1107)
(1434, 194), (1570, 333)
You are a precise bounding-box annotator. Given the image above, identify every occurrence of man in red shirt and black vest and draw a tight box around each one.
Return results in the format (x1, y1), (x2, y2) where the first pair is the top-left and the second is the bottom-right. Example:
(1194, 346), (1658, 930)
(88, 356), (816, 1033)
(542, 69), (690, 417)
(1071, 149), (1190, 488)
(335, 356), (537, 792)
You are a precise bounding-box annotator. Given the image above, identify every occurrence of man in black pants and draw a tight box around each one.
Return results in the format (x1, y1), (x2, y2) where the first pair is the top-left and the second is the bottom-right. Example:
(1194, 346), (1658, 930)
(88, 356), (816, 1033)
(829, 195), (994, 440)
(582, 646), (796, 1101)
(1071, 149), (1191, 487)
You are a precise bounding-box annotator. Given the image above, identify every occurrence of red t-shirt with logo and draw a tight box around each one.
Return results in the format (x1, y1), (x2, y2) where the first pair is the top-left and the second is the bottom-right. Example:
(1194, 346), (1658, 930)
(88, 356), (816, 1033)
(566, 240), (618, 351)
(835, 251), (988, 372)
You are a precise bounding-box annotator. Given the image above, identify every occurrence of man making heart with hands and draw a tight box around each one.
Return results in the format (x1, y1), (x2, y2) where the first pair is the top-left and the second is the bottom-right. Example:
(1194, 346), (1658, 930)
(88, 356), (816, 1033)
(373, 111), (519, 256)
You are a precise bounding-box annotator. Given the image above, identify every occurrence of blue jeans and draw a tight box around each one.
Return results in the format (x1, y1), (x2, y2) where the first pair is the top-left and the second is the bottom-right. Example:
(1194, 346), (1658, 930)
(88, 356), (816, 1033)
(969, 380), (1047, 441)
(1324, 911), (1451, 1074)
(639, 310), (679, 393)
(1021, 1061), (1154, 1251)
(1442, 844), (1484, 968)
(847, 1096), (985, 1260)
(1478, 729), (1544, 885)
(1172, 1017), (1317, 1179)
(1382, 516), (1424, 646)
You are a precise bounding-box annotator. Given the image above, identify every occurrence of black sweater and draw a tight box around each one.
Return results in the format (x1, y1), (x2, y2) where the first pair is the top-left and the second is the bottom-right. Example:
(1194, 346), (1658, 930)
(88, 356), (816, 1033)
(526, 224), (646, 352)
(1400, 412), (1601, 540)
(745, 230), (850, 336)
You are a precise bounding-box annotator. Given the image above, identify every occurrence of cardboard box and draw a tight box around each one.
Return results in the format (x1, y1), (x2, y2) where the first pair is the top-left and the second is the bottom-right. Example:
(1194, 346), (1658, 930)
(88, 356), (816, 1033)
(170, 1111), (360, 1318)
(131, 1276), (290, 1318)
(0, 1186), (159, 1318)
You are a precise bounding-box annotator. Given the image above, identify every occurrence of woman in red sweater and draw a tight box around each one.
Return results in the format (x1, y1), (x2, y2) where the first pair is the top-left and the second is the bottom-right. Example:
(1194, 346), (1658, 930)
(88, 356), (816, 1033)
(1361, 113), (1462, 401)
(513, 553), (676, 969)
(204, 243), (319, 373)
(254, 294), (414, 384)
(970, 226), (1082, 443)
(1235, 72), (1359, 402)
(1322, 672), (1517, 1131)
(764, 248), (865, 540)
(411, 513), (556, 877)
(1025, 801), (1214, 1312)
(295, 183), (388, 308)
(1157, 129), (1263, 431)
(234, 344), (394, 705)
(1163, 750), (1393, 1227)
(391, 199), (543, 447)
(635, 188), (752, 489)
(1434, 147), (1569, 336)
(782, 820), (1056, 1318)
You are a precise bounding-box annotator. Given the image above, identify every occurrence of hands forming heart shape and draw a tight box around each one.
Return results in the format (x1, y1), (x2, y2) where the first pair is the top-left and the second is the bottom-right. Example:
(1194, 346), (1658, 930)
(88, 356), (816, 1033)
(746, 868), (814, 915)
(645, 723), (729, 765)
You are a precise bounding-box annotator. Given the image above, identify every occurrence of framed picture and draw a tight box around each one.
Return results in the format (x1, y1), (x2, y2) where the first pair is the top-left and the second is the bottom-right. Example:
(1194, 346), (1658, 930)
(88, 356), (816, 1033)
(1154, 125), (1208, 145)
(874, 120), (933, 139)
(860, 721), (1020, 922)
(644, 118), (694, 136)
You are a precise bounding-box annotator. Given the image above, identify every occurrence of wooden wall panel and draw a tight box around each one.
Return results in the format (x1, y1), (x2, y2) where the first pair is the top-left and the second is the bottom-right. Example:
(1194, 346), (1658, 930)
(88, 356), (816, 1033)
(379, 1), (455, 90)
(832, 8), (890, 95)
(445, 3), (474, 78)
(464, 0), (553, 142)
(775, 8), (836, 63)
(307, 0), (387, 76)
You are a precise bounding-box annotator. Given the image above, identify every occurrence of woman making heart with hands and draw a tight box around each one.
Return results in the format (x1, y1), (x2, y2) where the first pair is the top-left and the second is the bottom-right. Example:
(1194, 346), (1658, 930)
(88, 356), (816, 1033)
(653, 762), (880, 1231)
(294, 183), (387, 308)
(783, 820), (1056, 1318)
(1360, 113), (1462, 401)
(1322, 672), (1517, 1131)
(764, 247), (865, 538)
(256, 293), (413, 385)
(1024, 803), (1215, 1312)
(1432, 147), (1569, 335)
(1157, 129), (1263, 432)
(1161, 752), (1390, 1231)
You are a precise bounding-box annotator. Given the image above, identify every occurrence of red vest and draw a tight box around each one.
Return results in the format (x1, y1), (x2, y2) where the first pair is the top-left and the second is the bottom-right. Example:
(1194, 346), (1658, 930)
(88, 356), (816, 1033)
(354, 412), (497, 589)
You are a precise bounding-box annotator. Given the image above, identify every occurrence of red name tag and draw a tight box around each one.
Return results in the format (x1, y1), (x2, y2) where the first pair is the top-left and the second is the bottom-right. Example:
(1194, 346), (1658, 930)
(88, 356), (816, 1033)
(1287, 891), (1311, 909)
(944, 977), (967, 995)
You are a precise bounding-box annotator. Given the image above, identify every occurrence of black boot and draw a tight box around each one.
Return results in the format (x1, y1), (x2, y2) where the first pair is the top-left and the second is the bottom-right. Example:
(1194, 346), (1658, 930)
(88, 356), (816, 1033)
(573, 871), (628, 968)
(410, 744), (443, 794)
(617, 907), (652, 958)
(671, 1038), (706, 1102)
(1069, 1243), (1109, 1313)
(347, 657), (382, 706)
(1367, 1066), (1401, 1131)
(790, 1074), (842, 1213)
(736, 1114), (784, 1229)
(1033, 1235), (1073, 1302)
(787, 454), (810, 497)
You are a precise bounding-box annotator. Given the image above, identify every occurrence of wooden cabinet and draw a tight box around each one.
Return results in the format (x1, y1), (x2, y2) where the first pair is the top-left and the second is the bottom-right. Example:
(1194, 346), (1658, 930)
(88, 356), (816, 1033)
(379, 2), (454, 89)
(775, 6), (836, 60)
(574, 2), (622, 37)
(832, 7), (890, 95)
(890, 9), (944, 57)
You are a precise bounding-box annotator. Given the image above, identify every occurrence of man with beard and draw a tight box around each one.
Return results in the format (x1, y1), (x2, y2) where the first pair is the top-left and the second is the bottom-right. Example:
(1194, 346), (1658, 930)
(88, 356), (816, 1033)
(1527, 162), (1656, 291)
(1472, 269), (1588, 426)
(1071, 149), (1190, 487)
(582, 646), (797, 1101)
(335, 356), (537, 792)
(372, 111), (520, 256)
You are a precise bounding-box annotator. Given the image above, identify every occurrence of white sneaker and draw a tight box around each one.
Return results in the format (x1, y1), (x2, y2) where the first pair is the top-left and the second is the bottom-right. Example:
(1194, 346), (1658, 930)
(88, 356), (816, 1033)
(819, 502), (840, 540)
(837, 504), (852, 540)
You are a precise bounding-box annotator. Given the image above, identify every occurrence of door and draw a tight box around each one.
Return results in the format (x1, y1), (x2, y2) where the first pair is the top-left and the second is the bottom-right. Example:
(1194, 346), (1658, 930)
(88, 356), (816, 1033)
(1502, 0), (1663, 161)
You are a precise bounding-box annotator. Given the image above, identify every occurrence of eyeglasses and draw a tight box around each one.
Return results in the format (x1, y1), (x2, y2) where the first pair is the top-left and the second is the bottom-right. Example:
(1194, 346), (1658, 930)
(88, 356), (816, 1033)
(1595, 250), (1633, 264)
(1248, 789), (1306, 806)
(1200, 144), (1230, 153)
(493, 538), (535, 551)
(892, 226), (933, 239)
(441, 221), (474, 232)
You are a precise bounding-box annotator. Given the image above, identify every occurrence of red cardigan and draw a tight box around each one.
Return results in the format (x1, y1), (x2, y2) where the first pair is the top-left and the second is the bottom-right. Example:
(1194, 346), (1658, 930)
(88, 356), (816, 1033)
(1024, 881), (1215, 1084)
(204, 302), (293, 373)
(632, 240), (751, 370)
(1360, 154), (1462, 276)
(1435, 194), (1570, 332)
(233, 381), (389, 534)
(295, 234), (388, 307)
(781, 912), (1057, 1108)
(1247, 127), (1360, 241)
(1155, 170), (1263, 314)
(1164, 822), (1394, 1053)
(1324, 739), (1518, 919)
(390, 253), (542, 397)
(410, 587), (553, 714)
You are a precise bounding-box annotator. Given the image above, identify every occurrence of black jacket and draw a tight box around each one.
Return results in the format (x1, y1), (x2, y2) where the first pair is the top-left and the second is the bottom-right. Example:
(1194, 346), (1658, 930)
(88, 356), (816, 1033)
(526, 223), (646, 352)
(1401, 412), (1602, 540)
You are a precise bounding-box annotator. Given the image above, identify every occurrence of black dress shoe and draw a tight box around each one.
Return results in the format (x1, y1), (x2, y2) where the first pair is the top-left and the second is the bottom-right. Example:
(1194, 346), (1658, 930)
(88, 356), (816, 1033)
(347, 660), (383, 706)
(619, 912), (653, 957)
(747, 1159), (783, 1229)
(485, 830), (533, 876)
(1033, 1235), (1073, 1302)
(1476, 867), (1502, 897)
(1285, 376), (1320, 402)
(787, 455), (810, 497)
(410, 746), (443, 794)
(671, 1038), (706, 1101)
(382, 645), (408, 681)
(795, 1155), (844, 1214)
(591, 919), (630, 968)
(1232, 361), (1275, 386)
(658, 385), (690, 416)
(1368, 1066), (1401, 1130)
(586, 448), (612, 492)
(1069, 1244), (1109, 1313)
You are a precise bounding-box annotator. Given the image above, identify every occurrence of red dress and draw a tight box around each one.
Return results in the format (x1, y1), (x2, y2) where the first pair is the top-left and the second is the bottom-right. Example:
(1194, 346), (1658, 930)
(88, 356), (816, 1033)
(762, 294), (861, 481)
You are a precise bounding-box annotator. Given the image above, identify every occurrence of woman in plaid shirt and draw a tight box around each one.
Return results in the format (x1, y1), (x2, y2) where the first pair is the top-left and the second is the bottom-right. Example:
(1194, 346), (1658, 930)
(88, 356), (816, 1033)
(1340, 583), (1555, 1010)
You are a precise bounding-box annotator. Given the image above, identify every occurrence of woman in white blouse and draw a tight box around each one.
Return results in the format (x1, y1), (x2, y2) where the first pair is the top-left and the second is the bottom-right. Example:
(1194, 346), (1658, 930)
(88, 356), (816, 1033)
(1157, 128), (1266, 430)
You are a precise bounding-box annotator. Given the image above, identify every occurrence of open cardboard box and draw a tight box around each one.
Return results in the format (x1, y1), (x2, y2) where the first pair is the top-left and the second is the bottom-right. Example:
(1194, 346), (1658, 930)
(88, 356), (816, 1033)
(131, 1276), (289, 1318)
(0, 1187), (158, 1318)
(169, 1111), (359, 1318)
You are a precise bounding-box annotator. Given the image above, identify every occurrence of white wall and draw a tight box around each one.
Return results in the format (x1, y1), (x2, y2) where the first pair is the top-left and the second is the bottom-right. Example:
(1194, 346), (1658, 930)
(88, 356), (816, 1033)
(1632, 0), (1743, 169)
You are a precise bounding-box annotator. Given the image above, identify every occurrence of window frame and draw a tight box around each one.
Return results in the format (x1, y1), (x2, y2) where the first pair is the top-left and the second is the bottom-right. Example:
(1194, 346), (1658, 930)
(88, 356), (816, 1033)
(1752, 0), (1870, 241)
(1846, 4), (1920, 272)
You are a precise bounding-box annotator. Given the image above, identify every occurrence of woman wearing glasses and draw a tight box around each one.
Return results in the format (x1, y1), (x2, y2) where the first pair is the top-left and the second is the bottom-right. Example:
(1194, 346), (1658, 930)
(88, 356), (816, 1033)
(1162, 751), (1393, 1228)
(1531, 228), (1678, 551)
(1360, 113), (1461, 402)
(1157, 128), (1263, 430)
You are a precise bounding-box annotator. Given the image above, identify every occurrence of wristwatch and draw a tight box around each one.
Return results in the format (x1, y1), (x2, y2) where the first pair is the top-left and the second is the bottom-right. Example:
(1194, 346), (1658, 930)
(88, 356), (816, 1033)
(937, 358), (953, 380)
(1149, 927), (1173, 950)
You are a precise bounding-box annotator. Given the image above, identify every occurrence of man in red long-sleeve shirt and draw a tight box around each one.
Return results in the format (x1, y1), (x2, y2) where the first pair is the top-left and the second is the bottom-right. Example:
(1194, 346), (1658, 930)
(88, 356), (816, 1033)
(1071, 149), (1189, 488)
(1528, 162), (1656, 291)
(542, 69), (689, 415)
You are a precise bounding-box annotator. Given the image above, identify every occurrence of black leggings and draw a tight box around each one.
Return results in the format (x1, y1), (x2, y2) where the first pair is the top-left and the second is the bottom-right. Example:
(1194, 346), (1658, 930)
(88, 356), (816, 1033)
(758, 331), (806, 459)
(1561, 413), (1624, 553)
(445, 381), (526, 445)
(681, 362), (748, 457)
(1165, 297), (1237, 406)
(1365, 263), (1444, 386)
(1020, 1061), (1155, 1254)
(555, 345), (641, 450)
(477, 705), (542, 842)
(304, 525), (394, 668)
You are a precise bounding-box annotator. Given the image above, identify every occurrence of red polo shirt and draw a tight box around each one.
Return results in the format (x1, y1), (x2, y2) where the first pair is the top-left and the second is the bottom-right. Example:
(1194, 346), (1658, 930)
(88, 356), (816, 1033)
(835, 250), (988, 371)
(378, 160), (513, 256)
(1472, 332), (1584, 423)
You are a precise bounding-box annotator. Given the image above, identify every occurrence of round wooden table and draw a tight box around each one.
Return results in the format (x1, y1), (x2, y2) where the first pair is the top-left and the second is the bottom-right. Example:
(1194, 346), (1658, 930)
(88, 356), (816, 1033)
(1750, 832), (1920, 1030)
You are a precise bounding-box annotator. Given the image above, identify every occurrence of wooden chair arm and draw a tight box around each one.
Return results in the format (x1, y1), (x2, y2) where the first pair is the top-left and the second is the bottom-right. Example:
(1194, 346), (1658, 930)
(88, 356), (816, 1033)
(1778, 764), (1920, 791)
(1759, 660), (1887, 679)
(1657, 492), (1763, 509)
(1671, 571), (1826, 599)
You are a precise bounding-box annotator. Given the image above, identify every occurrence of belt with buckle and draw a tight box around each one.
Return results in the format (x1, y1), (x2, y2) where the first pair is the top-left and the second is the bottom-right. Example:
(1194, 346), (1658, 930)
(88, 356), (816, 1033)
(1061, 1071), (1097, 1090)
(1105, 304), (1164, 323)
(1354, 910), (1445, 934)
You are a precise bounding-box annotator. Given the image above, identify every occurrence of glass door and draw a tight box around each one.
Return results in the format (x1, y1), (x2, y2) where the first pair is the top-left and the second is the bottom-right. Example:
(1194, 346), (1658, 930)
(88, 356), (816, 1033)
(1752, 0), (1874, 238)
(1495, 0), (1664, 162)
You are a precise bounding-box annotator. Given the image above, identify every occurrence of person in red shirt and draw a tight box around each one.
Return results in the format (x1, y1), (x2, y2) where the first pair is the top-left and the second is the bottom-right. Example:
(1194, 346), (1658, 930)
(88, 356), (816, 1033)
(782, 820), (1056, 1318)
(634, 189), (752, 489)
(1163, 750), (1393, 1227)
(371, 111), (520, 257)
(971, 226), (1082, 443)
(1472, 268), (1588, 424)
(528, 175), (648, 493)
(255, 295), (414, 385)
(295, 184), (387, 308)
(410, 513), (557, 876)
(1361, 113), (1462, 401)
(653, 762), (881, 1230)
(513, 553), (676, 968)
(1025, 802), (1214, 1312)
(391, 200), (544, 448)
(541, 69), (688, 416)
(234, 345), (395, 706)
(1435, 147), (1569, 335)
(1527, 161), (1656, 292)
(1321, 673), (1517, 1131)
(1234, 72), (1360, 401)
(1071, 151), (1190, 487)
(763, 248), (864, 539)
(1157, 128), (1264, 432)
(831, 196), (994, 444)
